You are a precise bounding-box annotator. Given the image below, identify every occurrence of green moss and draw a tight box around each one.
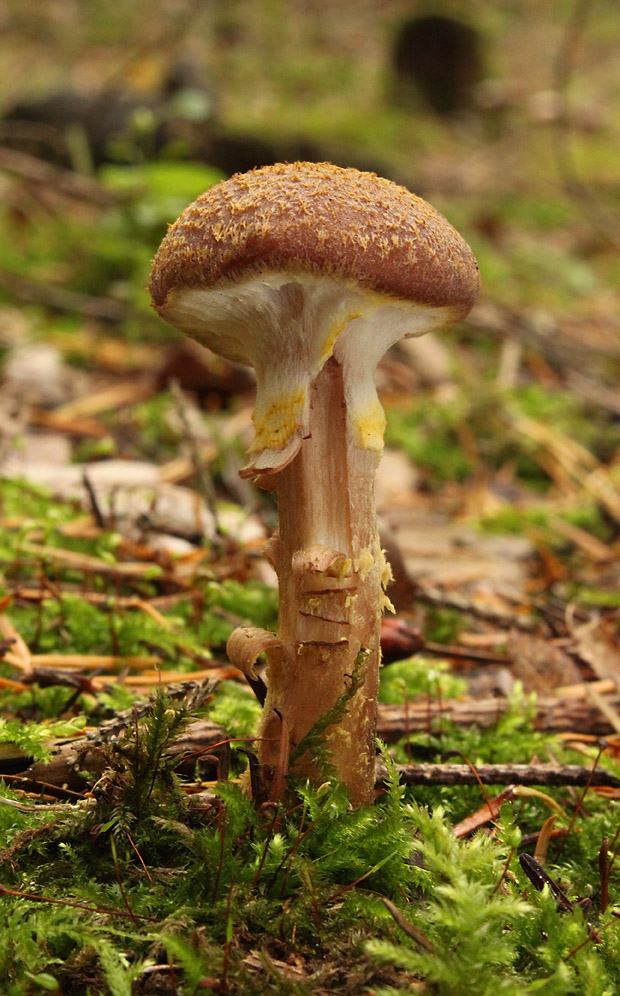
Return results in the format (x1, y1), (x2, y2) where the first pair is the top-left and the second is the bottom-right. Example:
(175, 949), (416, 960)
(477, 504), (550, 535)
(569, 588), (620, 608)
(204, 579), (279, 633)
(0, 715), (85, 764)
(386, 378), (620, 500)
(129, 391), (185, 459)
(0, 479), (76, 526)
(379, 658), (467, 705)
(100, 161), (224, 228)
(209, 680), (261, 740)
(71, 437), (117, 463)
(0, 678), (618, 994)
(0, 579), (276, 676)
(423, 607), (464, 645)
(384, 399), (473, 486)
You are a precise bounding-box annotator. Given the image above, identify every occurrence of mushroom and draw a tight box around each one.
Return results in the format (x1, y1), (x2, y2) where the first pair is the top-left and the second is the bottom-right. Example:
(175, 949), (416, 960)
(149, 161), (479, 806)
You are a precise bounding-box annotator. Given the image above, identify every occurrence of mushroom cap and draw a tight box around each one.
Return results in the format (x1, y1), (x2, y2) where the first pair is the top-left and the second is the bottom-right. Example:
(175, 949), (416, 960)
(149, 161), (479, 319)
(149, 162), (480, 475)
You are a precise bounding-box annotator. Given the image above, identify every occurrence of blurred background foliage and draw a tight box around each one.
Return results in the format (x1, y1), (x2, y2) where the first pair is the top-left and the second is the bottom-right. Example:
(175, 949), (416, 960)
(0, 0), (619, 539)
(1, 0), (618, 315)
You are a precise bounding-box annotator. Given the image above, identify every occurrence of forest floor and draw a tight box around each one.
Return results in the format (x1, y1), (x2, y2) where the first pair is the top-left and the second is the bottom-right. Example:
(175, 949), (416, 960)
(0, 1), (620, 993)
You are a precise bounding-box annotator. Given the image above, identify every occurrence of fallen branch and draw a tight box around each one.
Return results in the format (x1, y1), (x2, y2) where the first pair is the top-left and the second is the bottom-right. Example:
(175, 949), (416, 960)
(384, 762), (620, 788)
(9, 716), (228, 795)
(0, 146), (116, 205)
(20, 743), (620, 796)
(377, 693), (620, 738)
(412, 584), (536, 630)
(0, 265), (126, 321)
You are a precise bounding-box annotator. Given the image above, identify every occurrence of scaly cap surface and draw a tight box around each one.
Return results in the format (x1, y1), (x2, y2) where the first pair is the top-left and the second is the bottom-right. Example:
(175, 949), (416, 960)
(149, 162), (480, 476)
(150, 161), (479, 316)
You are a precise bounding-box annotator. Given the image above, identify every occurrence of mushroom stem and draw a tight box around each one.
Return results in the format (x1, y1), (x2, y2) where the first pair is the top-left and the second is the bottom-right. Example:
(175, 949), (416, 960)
(150, 163), (480, 806)
(257, 355), (386, 806)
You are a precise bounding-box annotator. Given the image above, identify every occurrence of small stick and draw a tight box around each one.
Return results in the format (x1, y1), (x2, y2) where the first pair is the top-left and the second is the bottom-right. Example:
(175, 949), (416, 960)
(0, 264), (126, 321)
(563, 741), (608, 839)
(383, 762), (620, 788)
(412, 585), (536, 630)
(82, 472), (106, 529)
(377, 694), (620, 739)
(599, 836), (609, 914)
(169, 379), (222, 545)
(0, 882), (157, 921)
(519, 853), (574, 913)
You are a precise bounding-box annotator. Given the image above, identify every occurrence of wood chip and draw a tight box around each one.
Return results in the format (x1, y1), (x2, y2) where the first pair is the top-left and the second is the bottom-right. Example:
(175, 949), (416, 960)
(52, 378), (155, 419)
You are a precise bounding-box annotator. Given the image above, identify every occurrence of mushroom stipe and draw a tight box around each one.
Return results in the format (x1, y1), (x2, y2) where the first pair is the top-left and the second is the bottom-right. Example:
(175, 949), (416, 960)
(150, 161), (480, 806)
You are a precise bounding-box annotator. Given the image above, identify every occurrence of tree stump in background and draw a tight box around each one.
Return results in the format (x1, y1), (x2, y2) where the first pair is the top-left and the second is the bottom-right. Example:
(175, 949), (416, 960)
(391, 14), (484, 116)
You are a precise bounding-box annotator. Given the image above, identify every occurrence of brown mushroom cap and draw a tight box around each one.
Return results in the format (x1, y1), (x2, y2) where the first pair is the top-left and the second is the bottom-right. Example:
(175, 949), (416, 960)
(149, 162), (480, 475)
(149, 161), (480, 319)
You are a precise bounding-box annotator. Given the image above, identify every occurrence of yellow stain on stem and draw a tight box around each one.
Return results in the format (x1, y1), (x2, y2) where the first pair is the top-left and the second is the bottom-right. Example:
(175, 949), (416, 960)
(251, 387), (306, 452)
(352, 400), (386, 450)
(319, 312), (361, 365)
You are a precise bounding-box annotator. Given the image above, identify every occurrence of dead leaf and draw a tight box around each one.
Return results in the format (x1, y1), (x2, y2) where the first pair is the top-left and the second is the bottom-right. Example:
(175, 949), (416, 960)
(506, 631), (582, 694)
(570, 616), (620, 688)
